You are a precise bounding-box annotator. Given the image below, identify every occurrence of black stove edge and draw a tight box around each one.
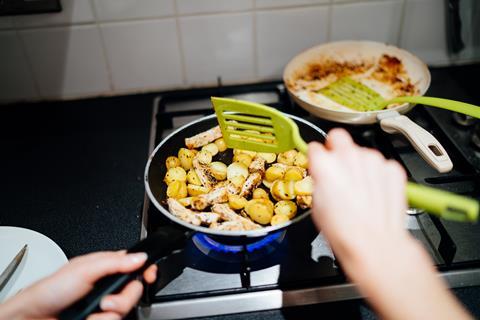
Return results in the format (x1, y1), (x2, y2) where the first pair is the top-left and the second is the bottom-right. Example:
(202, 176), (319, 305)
(137, 268), (480, 320)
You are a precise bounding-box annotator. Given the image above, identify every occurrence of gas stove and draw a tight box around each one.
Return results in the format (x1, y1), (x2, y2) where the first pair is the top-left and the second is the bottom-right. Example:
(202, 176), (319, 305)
(138, 66), (480, 319)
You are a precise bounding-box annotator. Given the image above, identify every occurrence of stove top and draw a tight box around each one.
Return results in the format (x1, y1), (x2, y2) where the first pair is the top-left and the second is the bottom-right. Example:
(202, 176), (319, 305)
(138, 67), (480, 319)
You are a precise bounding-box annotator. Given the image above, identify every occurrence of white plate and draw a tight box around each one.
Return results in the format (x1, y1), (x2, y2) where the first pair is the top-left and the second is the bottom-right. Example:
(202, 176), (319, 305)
(0, 226), (68, 302)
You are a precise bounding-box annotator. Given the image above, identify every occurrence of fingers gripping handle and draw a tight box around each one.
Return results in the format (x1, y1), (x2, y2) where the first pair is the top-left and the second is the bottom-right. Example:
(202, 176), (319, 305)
(58, 226), (188, 320)
(379, 113), (453, 173)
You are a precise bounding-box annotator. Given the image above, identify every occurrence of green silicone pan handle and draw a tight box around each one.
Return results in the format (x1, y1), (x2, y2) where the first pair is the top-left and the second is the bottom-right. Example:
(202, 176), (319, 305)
(387, 96), (480, 119)
(406, 182), (479, 222)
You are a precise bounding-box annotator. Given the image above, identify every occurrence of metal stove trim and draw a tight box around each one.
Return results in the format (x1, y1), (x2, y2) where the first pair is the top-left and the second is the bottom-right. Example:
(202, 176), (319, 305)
(137, 268), (480, 319)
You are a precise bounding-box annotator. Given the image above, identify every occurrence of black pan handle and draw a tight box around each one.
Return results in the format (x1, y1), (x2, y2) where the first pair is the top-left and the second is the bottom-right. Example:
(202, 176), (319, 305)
(58, 226), (189, 320)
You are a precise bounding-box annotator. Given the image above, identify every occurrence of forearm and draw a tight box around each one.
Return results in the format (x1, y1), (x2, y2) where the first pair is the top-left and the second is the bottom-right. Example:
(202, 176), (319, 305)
(345, 236), (472, 320)
(0, 294), (28, 320)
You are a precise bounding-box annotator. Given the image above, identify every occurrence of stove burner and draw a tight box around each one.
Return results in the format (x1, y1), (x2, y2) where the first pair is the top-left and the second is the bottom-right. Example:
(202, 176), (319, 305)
(192, 231), (286, 262)
(453, 112), (478, 127)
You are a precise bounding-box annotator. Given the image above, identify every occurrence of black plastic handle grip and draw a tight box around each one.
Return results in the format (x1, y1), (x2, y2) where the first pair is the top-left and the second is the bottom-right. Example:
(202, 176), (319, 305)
(58, 226), (189, 320)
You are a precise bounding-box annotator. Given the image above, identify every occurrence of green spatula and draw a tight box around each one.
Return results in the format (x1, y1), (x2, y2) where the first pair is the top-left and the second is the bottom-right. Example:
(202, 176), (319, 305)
(319, 76), (480, 116)
(211, 96), (479, 223)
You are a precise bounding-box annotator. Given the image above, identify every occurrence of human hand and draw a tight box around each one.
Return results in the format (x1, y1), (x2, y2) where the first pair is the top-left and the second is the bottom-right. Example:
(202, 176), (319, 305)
(308, 128), (411, 273)
(1, 251), (158, 320)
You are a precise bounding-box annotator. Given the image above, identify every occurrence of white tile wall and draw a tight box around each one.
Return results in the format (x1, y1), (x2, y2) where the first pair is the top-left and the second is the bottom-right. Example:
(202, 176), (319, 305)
(0, 0), (476, 103)
(14, 0), (94, 28)
(255, 0), (329, 9)
(401, 0), (450, 65)
(101, 20), (183, 91)
(176, 0), (253, 15)
(179, 13), (255, 85)
(331, 1), (403, 44)
(93, 0), (175, 21)
(0, 32), (38, 102)
(20, 26), (110, 98)
(256, 6), (328, 79)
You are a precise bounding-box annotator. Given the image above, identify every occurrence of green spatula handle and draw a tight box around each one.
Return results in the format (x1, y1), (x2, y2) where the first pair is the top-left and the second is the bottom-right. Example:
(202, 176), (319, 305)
(388, 96), (480, 119)
(406, 182), (479, 222)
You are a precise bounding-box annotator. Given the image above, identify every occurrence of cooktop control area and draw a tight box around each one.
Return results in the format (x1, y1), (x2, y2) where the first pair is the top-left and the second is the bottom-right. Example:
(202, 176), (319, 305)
(139, 74), (480, 319)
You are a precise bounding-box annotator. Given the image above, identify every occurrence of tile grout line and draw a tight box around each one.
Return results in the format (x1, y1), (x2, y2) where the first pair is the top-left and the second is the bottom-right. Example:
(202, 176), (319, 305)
(174, 0), (188, 86)
(15, 29), (42, 100)
(90, 0), (114, 94)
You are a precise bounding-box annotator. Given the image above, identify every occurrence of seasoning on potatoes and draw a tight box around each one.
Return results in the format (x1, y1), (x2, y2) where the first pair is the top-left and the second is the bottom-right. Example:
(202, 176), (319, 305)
(265, 166), (285, 182)
(166, 181), (188, 199)
(274, 200), (297, 219)
(187, 184), (210, 196)
(271, 213), (290, 226)
(294, 152), (308, 168)
(187, 169), (202, 186)
(227, 162), (249, 181)
(294, 176), (313, 196)
(270, 180), (296, 201)
(233, 153), (253, 167)
(245, 199), (274, 225)
(202, 143), (219, 156)
(164, 167), (187, 185)
(252, 188), (269, 200)
(197, 150), (213, 165)
(165, 156), (180, 170)
(257, 152), (276, 164)
(214, 138), (227, 152)
(178, 148), (196, 170)
(284, 167), (304, 181)
(228, 194), (248, 210)
(277, 150), (297, 166)
(210, 161), (227, 181)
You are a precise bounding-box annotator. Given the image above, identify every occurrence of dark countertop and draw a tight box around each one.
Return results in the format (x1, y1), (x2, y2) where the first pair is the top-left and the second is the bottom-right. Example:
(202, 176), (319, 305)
(1, 64), (480, 319)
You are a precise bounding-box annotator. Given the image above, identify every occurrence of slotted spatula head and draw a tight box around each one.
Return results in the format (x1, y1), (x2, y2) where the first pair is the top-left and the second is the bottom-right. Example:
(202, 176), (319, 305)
(211, 97), (308, 153)
(319, 77), (387, 112)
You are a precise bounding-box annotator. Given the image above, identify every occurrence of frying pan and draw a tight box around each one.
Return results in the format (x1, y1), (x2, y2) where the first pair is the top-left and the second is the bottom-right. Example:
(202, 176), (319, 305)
(283, 41), (453, 173)
(59, 113), (326, 320)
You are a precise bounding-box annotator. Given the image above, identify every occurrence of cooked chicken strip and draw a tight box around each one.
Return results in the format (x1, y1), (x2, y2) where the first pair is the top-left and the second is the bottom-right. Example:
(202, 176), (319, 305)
(185, 126), (222, 149)
(239, 172), (262, 198)
(249, 156), (266, 175)
(211, 204), (260, 230)
(167, 198), (201, 226)
(193, 158), (217, 189)
(226, 182), (241, 195)
(211, 220), (246, 231)
(296, 195), (312, 209)
(196, 212), (220, 225)
(191, 186), (228, 210)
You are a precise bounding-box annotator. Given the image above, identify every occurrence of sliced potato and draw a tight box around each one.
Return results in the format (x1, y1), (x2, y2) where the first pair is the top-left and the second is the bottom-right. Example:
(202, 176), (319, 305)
(252, 188), (269, 200)
(294, 176), (313, 196)
(297, 195), (313, 209)
(284, 167), (304, 181)
(202, 143), (219, 156)
(166, 181), (188, 199)
(294, 152), (308, 168)
(265, 166), (285, 182)
(233, 153), (253, 167)
(277, 150), (297, 166)
(178, 148), (196, 170)
(257, 152), (276, 164)
(270, 180), (296, 201)
(187, 169), (202, 186)
(233, 148), (257, 158)
(228, 194), (248, 210)
(210, 161), (227, 181)
(227, 162), (249, 181)
(274, 200), (297, 219)
(177, 197), (193, 207)
(271, 214), (290, 226)
(187, 184), (210, 196)
(245, 199), (274, 225)
(214, 138), (227, 152)
(230, 175), (246, 188)
(197, 150), (213, 165)
(165, 156), (180, 170)
(262, 179), (273, 189)
(164, 167), (187, 185)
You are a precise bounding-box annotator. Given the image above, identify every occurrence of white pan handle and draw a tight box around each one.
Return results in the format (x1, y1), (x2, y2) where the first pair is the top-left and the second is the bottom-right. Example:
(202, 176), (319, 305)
(378, 112), (453, 173)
